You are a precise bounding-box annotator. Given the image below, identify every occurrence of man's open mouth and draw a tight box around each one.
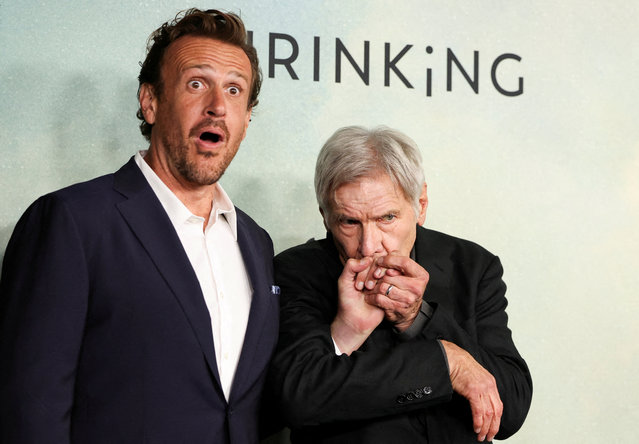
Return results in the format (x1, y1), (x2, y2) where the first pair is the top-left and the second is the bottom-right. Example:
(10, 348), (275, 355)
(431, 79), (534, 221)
(200, 131), (222, 143)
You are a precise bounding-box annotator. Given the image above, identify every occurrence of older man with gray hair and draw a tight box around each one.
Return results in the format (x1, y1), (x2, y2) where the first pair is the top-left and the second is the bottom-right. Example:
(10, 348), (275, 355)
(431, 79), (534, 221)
(268, 125), (532, 443)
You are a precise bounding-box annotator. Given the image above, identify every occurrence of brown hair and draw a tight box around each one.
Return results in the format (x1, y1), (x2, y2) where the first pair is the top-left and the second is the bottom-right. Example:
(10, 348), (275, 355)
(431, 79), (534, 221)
(136, 8), (262, 141)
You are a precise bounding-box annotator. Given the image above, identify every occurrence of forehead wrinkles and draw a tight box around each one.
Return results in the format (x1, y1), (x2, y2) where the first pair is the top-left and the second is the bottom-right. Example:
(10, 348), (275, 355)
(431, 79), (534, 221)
(164, 36), (251, 80)
(333, 180), (404, 219)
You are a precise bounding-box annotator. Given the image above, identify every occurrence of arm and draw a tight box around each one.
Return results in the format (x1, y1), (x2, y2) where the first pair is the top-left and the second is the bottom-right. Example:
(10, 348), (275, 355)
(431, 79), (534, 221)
(0, 195), (88, 443)
(363, 252), (507, 442)
(421, 254), (533, 440)
(269, 246), (452, 429)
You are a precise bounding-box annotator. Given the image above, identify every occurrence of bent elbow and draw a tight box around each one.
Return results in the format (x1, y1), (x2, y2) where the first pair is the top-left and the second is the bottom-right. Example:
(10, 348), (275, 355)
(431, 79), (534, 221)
(496, 379), (533, 439)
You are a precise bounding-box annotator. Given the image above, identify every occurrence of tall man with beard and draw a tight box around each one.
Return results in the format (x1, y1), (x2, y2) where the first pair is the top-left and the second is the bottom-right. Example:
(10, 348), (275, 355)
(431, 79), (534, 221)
(0, 9), (279, 444)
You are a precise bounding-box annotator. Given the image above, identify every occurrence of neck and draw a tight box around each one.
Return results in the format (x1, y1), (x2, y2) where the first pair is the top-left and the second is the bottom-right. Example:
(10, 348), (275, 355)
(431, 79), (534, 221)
(144, 148), (217, 226)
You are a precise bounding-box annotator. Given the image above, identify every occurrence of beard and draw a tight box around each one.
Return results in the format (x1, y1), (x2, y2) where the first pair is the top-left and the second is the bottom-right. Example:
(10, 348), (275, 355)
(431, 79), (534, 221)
(163, 120), (239, 186)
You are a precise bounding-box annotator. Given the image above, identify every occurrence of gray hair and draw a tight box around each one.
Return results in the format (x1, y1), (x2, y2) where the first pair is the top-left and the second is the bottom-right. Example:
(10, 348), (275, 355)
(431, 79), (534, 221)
(314, 125), (425, 219)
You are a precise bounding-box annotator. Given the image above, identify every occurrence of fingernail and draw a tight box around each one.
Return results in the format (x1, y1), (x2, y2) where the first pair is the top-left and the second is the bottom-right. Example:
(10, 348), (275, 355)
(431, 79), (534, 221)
(356, 281), (364, 290)
(366, 280), (375, 289)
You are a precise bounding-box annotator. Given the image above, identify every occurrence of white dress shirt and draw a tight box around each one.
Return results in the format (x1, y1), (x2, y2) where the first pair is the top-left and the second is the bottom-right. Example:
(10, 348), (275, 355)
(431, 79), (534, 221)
(135, 151), (252, 400)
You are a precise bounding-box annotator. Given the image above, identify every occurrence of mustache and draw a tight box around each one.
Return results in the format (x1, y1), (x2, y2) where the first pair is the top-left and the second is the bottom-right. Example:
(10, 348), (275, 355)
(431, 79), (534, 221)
(189, 119), (229, 139)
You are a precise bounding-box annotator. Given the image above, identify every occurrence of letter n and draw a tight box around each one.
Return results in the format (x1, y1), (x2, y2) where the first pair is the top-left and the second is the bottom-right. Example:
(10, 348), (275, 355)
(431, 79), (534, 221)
(447, 49), (479, 93)
(335, 39), (370, 85)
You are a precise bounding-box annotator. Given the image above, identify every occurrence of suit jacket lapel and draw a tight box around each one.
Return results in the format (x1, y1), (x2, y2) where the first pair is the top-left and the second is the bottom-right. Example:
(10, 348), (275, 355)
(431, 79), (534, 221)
(112, 158), (222, 388)
(229, 212), (275, 402)
(415, 227), (454, 313)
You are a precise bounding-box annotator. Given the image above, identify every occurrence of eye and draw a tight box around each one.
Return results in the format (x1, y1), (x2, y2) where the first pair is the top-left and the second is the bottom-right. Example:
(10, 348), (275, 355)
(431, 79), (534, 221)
(228, 85), (241, 96)
(188, 80), (204, 90)
(380, 214), (396, 223)
(338, 216), (359, 226)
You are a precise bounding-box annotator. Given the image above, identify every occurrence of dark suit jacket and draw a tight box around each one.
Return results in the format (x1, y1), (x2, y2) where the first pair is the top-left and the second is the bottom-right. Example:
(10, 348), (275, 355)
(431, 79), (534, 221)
(269, 227), (532, 443)
(0, 158), (279, 443)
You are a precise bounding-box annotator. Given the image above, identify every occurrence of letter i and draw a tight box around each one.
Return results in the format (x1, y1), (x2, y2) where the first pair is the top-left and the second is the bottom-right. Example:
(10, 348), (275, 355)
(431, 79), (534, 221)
(314, 36), (320, 82)
(425, 46), (433, 97)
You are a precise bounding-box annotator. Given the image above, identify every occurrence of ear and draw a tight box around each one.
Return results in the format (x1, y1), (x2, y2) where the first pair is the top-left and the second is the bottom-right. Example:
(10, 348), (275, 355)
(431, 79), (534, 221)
(417, 183), (428, 225)
(241, 107), (253, 141)
(139, 83), (158, 125)
(319, 207), (330, 231)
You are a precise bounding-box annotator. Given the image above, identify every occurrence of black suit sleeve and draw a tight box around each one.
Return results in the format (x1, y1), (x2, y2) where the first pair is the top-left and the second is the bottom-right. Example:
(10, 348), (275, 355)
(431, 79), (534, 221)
(0, 195), (87, 443)
(268, 246), (453, 429)
(422, 255), (533, 439)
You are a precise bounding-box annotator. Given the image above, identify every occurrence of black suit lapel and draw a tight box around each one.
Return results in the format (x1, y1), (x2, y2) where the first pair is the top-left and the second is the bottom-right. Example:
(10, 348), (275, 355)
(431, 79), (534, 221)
(112, 158), (222, 388)
(415, 226), (455, 313)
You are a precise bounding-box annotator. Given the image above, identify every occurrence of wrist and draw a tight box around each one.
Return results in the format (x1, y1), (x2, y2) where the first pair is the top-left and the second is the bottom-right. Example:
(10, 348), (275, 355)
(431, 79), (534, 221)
(330, 316), (372, 356)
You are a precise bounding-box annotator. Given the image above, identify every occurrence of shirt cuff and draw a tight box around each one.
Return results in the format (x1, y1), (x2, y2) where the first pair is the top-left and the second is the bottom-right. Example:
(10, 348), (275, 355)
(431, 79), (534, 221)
(332, 337), (343, 355)
(395, 300), (434, 341)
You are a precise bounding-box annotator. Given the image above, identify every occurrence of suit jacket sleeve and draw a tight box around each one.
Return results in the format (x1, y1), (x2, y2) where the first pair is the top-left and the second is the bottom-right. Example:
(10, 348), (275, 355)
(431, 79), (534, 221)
(268, 242), (453, 429)
(422, 252), (533, 439)
(0, 194), (88, 443)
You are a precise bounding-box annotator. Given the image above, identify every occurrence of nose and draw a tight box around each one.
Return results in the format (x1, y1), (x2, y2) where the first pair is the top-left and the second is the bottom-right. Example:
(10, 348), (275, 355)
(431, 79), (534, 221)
(359, 224), (383, 257)
(206, 87), (226, 117)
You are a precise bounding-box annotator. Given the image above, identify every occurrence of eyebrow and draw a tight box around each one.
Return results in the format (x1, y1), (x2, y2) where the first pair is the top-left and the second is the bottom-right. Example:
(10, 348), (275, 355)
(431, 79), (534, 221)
(183, 64), (249, 82)
(336, 209), (400, 222)
(336, 213), (358, 221)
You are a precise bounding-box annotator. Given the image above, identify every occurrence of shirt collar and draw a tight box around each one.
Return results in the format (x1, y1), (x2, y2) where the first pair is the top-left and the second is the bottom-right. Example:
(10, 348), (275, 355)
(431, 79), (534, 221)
(134, 150), (237, 239)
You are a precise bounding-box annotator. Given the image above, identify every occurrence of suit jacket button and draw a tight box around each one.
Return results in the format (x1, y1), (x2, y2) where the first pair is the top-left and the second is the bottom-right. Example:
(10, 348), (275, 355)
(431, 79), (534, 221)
(423, 386), (432, 395)
(414, 389), (424, 399)
(396, 395), (407, 404)
(406, 393), (414, 401)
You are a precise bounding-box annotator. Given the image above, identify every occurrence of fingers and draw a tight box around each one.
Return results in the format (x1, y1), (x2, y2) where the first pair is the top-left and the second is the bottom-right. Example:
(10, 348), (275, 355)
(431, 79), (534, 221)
(441, 340), (503, 442)
(376, 251), (429, 279)
(342, 257), (374, 287)
(355, 255), (387, 291)
(351, 251), (428, 294)
(486, 394), (503, 441)
(372, 282), (414, 305)
(349, 253), (428, 330)
(363, 292), (395, 311)
(377, 253), (429, 296)
(469, 395), (486, 440)
(364, 283), (415, 313)
(471, 392), (502, 441)
(363, 282), (422, 332)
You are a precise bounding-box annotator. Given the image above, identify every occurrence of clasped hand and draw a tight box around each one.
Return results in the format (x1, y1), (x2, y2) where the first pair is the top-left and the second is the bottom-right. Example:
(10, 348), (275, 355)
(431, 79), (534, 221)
(333, 254), (503, 442)
(332, 252), (428, 354)
(358, 252), (429, 332)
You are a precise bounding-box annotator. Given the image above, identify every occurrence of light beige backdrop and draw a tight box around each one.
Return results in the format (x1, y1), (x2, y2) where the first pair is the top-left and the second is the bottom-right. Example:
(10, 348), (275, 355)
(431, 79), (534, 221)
(2, 1), (638, 442)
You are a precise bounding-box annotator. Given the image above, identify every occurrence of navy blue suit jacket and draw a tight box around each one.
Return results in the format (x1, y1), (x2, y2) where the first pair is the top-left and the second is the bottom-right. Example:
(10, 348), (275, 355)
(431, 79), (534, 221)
(0, 158), (279, 443)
